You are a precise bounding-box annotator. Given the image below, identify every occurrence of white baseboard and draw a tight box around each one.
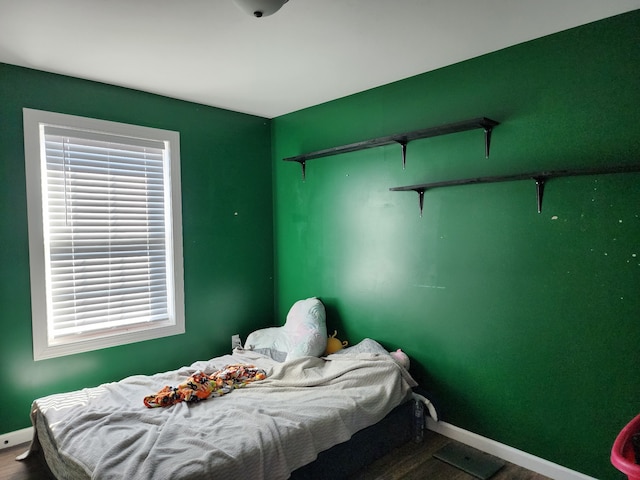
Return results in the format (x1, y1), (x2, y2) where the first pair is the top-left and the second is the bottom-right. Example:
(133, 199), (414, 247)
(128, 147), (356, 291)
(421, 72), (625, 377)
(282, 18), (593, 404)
(426, 418), (598, 480)
(0, 427), (34, 450)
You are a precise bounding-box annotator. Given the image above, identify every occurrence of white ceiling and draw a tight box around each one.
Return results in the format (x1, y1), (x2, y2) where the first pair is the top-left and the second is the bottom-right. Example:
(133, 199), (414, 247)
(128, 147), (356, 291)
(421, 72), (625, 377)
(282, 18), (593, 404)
(1, 0), (639, 118)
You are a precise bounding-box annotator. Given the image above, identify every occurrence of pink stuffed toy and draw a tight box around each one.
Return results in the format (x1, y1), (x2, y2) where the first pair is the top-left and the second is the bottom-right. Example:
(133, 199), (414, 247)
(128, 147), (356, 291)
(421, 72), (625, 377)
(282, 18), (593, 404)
(390, 349), (410, 369)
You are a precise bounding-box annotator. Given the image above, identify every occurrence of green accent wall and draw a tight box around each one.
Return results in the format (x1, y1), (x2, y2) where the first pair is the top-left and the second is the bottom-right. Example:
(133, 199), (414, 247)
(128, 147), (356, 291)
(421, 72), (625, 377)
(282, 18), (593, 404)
(0, 64), (274, 434)
(272, 11), (640, 480)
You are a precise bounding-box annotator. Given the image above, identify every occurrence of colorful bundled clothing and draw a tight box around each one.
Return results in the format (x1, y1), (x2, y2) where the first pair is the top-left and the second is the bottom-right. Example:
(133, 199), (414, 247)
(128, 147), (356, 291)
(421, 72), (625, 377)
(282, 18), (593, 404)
(144, 364), (267, 408)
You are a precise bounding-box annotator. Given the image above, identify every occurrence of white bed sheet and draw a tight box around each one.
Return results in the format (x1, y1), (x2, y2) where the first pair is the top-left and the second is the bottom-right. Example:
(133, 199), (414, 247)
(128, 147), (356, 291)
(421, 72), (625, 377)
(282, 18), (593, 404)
(28, 348), (416, 480)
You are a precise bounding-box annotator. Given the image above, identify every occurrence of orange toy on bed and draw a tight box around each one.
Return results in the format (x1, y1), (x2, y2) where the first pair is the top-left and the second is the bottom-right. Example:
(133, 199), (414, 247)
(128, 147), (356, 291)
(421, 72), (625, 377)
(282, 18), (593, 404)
(324, 330), (348, 355)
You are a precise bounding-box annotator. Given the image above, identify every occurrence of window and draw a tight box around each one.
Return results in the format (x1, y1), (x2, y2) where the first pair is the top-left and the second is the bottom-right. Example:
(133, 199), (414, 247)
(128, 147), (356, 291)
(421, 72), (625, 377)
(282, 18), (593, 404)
(23, 108), (185, 360)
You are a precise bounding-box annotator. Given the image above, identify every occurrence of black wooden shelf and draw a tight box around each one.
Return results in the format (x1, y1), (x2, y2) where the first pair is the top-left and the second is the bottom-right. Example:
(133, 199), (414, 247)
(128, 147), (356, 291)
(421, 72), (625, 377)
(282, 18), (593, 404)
(283, 117), (499, 179)
(390, 164), (640, 217)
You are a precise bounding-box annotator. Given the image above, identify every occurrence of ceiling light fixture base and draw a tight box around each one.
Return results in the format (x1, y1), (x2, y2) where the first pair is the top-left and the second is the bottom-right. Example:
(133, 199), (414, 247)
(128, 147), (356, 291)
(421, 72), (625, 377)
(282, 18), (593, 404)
(232, 0), (289, 18)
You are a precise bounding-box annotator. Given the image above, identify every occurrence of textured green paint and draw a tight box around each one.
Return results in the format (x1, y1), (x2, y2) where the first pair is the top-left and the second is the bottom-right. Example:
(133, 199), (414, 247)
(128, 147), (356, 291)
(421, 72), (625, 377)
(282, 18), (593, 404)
(0, 64), (274, 434)
(273, 11), (640, 480)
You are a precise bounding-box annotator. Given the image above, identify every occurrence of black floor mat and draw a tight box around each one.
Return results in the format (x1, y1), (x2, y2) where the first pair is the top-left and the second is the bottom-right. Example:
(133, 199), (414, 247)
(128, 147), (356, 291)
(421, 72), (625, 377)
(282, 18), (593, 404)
(433, 442), (506, 479)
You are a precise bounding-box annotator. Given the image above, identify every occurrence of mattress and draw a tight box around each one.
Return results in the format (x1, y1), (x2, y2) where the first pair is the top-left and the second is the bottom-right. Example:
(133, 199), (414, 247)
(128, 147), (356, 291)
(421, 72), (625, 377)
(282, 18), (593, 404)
(26, 346), (417, 480)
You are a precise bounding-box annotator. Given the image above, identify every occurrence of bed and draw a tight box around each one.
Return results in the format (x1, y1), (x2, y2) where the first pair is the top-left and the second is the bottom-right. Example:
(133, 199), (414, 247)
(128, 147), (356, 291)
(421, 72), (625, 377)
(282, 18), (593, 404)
(24, 344), (430, 479)
(21, 298), (435, 479)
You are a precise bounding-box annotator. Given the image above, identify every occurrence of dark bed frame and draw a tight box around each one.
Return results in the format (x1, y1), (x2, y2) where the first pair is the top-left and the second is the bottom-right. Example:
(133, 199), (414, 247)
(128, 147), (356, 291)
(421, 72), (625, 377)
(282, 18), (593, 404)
(290, 399), (417, 479)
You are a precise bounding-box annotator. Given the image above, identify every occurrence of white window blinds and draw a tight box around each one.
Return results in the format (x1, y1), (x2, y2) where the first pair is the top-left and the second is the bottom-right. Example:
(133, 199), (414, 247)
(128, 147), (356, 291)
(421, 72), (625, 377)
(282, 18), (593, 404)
(41, 126), (176, 341)
(25, 109), (184, 360)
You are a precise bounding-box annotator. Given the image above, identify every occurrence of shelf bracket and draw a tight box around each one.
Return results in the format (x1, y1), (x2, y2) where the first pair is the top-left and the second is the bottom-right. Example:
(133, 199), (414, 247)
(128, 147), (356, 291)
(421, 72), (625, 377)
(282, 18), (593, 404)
(397, 140), (408, 169)
(484, 127), (493, 158)
(300, 160), (306, 181)
(416, 189), (425, 217)
(533, 176), (546, 213)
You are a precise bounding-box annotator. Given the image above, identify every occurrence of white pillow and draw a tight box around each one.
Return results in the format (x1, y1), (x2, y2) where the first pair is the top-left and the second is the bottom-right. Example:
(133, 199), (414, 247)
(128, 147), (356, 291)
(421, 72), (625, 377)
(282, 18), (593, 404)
(244, 297), (327, 361)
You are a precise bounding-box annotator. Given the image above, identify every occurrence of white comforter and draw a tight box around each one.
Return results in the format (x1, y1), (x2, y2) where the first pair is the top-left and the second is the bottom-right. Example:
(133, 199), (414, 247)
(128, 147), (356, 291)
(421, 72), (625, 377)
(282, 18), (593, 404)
(31, 349), (416, 480)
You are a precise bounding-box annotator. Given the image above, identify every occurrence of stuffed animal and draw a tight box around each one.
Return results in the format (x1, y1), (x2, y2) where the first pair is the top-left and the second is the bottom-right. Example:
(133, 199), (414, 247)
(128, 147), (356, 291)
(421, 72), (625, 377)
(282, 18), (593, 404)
(244, 297), (327, 361)
(390, 348), (410, 369)
(325, 330), (348, 355)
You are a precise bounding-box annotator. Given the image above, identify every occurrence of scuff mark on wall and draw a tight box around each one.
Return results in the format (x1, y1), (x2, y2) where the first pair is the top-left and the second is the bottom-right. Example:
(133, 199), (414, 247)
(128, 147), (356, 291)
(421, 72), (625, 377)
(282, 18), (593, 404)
(413, 284), (446, 290)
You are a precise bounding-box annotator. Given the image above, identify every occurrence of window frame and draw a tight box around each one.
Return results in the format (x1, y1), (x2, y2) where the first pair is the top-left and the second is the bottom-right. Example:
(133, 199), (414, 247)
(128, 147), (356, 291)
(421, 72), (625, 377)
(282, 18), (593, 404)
(23, 108), (185, 361)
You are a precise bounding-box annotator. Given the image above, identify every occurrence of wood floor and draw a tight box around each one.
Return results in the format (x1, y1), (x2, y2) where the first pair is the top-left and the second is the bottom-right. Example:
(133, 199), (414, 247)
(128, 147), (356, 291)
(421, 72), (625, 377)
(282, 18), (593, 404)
(0, 442), (55, 480)
(349, 430), (551, 480)
(0, 430), (550, 480)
